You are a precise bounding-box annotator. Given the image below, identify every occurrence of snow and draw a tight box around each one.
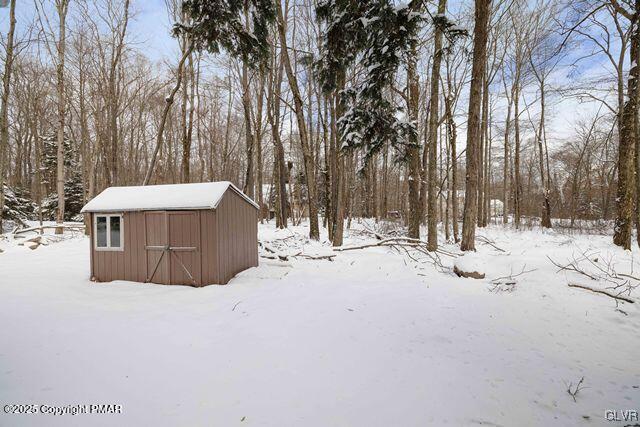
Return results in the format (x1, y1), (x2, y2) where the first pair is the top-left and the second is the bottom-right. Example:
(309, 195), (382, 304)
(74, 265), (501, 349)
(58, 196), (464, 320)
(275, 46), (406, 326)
(453, 252), (483, 275)
(0, 221), (638, 426)
(81, 181), (259, 213)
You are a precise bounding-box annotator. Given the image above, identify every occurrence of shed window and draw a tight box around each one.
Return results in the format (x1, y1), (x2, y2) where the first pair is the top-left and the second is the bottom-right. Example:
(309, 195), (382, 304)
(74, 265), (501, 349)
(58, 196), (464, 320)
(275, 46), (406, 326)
(95, 214), (124, 251)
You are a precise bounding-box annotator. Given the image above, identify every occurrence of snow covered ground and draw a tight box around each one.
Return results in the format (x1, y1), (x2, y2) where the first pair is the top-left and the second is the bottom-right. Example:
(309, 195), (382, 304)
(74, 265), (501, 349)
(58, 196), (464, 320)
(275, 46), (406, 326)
(0, 221), (638, 426)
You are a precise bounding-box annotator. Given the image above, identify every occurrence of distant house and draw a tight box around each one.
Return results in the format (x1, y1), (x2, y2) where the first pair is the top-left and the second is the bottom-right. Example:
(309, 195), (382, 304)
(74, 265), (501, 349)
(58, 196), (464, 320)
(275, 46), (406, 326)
(81, 182), (259, 287)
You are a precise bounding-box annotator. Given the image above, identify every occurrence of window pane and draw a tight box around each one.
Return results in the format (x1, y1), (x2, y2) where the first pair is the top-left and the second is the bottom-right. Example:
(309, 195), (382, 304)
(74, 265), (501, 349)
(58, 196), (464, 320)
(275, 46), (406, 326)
(110, 216), (121, 248)
(96, 216), (107, 247)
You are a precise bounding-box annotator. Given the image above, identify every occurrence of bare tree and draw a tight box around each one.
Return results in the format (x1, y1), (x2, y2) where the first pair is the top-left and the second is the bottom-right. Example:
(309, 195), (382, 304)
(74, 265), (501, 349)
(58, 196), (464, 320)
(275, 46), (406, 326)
(0, 0), (17, 232)
(461, 0), (492, 251)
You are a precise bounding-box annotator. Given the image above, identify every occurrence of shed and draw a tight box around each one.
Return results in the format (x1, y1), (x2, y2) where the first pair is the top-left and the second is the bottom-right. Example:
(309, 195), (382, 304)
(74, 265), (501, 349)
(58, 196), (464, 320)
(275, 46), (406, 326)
(80, 182), (259, 286)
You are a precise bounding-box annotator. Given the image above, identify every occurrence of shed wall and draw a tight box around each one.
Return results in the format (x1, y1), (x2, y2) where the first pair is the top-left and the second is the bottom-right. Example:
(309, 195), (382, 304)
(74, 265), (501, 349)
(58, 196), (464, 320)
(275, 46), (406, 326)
(215, 189), (259, 284)
(89, 190), (257, 286)
(90, 211), (147, 283)
(199, 209), (219, 285)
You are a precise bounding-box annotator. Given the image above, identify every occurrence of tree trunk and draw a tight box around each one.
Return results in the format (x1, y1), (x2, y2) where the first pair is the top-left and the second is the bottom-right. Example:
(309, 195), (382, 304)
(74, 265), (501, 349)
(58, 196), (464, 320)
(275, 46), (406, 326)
(513, 81), (522, 229)
(267, 46), (288, 228)
(483, 96), (492, 226)
(477, 71), (487, 228)
(275, 1), (319, 240)
(180, 39), (193, 183)
(107, 0), (130, 186)
(613, 10), (640, 249)
(502, 83), (511, 225)
(445, 91), (459, 242)
(332, 75), (346, 246)
(460, 0), (491, 251)
(407, 36), (422, 239)
(55, 0), (70, 234)
(255, 70), (266, 220)
(144, 44), (194, 185)
(537, 76), (552, 228)
(617, 10), (640, 248)
(426, 0), (447, 250)
(241, 55), (255, 197)
(0, 0), (16, 232)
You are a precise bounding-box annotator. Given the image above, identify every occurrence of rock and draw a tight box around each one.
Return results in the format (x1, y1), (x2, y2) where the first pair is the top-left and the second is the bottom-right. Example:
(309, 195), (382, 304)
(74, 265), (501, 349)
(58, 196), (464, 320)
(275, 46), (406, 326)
(453, 253), (485, 279)
(25, 236), (42, 244)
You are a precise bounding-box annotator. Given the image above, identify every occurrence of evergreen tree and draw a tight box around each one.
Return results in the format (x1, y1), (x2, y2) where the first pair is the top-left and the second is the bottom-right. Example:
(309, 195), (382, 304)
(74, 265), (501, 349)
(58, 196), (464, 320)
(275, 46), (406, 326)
(317, 0), (422, 163)
(41, 132), (76, 194)
(39, 131), (83, 221)
(41, 170), (84, 221)
(174, 0), (275, 66)
(1, 184), (35, 229)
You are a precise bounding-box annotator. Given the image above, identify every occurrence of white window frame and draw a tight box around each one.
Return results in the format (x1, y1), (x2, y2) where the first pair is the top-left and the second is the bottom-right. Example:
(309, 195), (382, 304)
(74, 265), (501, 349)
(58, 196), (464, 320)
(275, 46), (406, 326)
(94, 213), (124, 251)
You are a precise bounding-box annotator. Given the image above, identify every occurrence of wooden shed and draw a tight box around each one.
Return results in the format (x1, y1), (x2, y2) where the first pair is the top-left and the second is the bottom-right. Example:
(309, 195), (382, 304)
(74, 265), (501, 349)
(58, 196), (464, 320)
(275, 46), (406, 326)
(80, 182), (259, 286)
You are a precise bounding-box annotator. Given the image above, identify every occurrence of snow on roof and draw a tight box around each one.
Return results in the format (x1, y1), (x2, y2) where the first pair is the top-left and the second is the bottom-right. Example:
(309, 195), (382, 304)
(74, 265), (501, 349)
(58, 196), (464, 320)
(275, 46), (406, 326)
(81, 181), (259, 213)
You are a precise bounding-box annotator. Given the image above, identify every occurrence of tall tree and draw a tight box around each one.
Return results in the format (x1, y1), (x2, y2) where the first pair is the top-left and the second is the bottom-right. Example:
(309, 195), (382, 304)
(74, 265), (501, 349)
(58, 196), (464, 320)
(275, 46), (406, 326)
(425, 0), (448, 251)
(0, 0), (17, 232)
(461, 0), (492, 251)
(275, 0), (320, 240)
(157, 0), (274, 187)
(317, 0), (421, 245)
(609, 0), (640, 249)
(36, 0), (71, 233)
(406, 0), (422, 240)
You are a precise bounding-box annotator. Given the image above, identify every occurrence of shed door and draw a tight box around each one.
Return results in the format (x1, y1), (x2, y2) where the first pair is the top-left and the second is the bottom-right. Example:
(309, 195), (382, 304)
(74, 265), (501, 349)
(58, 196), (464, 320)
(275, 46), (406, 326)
(145, 212), (169, 285)
(144, 211), (201, 286)
(168, 211), (201, 286)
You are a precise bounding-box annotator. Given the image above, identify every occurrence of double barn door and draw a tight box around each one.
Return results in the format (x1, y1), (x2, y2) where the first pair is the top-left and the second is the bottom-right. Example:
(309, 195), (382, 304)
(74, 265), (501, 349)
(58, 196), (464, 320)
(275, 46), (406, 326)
(144, 211), (201, 286)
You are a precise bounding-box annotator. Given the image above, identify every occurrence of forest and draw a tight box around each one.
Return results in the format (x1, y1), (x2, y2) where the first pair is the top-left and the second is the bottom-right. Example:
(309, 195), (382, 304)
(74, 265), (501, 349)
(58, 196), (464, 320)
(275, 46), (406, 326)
(0, 0), (634, 251)
(1, 1), (639, 426)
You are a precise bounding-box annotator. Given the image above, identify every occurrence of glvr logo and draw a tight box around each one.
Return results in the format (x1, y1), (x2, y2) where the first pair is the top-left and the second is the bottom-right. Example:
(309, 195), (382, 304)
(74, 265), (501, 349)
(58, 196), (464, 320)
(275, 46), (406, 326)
(606, 410), (639, 422)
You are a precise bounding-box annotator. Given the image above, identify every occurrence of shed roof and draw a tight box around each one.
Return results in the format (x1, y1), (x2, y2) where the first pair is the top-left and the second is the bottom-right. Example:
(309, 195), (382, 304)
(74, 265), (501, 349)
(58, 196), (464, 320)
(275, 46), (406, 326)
(81, 181), (259, 213)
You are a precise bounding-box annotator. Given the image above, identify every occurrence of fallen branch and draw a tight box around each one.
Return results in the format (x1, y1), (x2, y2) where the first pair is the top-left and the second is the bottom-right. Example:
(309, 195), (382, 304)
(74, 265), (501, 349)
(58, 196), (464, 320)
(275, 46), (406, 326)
(477, 235), (506, 252)
(547, 256), (599, 280)
(293, 253), (336, 261)
(489, 265), (537, 292)
(335, 237), (453, 271)
(336, 237), (458, 256)
(566, 377), (585, 402)
(568, 283), (635, 304)
(13, 225), (85, 236)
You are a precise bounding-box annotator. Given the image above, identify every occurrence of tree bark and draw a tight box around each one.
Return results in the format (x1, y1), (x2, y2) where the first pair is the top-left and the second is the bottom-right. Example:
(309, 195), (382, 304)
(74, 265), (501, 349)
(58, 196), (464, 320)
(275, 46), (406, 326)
(107, 0), (130, 186)
(407, 36), (422, 239)
(426, 0), (447, 250)
(513, 80), (522, 229)
(275, 0), (319, 240)
(477, 72), (486, 228)
(461, 0), (491, 251)
(55, 0), (70, 234)
(445, 91), (459, 242)
(144, 44), (194, 185)
(267, 46), (288, 228)
(241, 55), (255, 197)
(537, 76), (552, 228)
(617, 7), (640, 248)
(0, 0), (17, 232)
